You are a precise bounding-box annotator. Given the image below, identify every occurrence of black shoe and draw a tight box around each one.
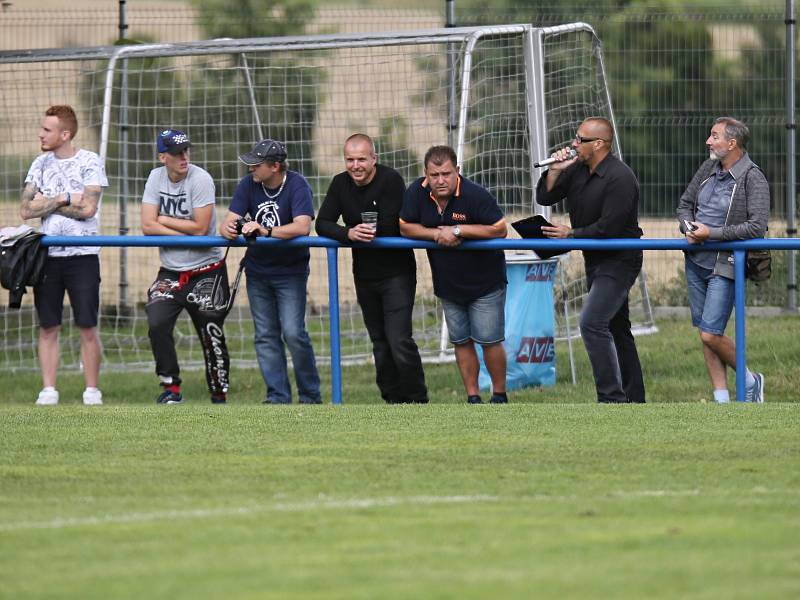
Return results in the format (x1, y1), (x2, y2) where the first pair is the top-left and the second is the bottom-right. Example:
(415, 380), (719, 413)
(413, 398), (429, 404)
(467, 395), (483, 404)
(299, 398), (322, 405)
(156, 390), (183, 404)
(489, 392), (508, 404)
(210, 394), (226, 404)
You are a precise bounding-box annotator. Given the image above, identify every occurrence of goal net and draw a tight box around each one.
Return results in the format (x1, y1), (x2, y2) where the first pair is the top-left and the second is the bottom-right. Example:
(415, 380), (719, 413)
(0, 23), (654, 373)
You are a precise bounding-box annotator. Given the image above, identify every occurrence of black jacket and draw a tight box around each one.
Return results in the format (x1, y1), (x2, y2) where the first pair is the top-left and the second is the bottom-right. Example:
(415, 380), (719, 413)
(1, 232), (47, 308)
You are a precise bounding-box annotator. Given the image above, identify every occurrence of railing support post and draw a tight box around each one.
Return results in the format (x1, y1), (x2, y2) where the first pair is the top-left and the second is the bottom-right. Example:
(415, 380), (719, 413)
(734, 249), (747, 401)
(326, 247), (342, 405)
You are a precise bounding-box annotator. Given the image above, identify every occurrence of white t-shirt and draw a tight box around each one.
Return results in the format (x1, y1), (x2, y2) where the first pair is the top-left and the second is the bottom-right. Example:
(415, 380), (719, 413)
(24, 149), (108, 257)
(141, 164), (222, 271)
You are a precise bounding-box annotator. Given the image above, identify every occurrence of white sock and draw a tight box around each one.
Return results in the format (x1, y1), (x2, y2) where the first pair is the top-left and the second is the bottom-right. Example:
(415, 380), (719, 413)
(713, 389), (730, 403)
(85, 387), (99, 393)
(42, 386), (55, 392)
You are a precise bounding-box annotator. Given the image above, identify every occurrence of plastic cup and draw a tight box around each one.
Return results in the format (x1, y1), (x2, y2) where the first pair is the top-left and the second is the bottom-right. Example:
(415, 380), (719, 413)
(360, 211), (378, 231)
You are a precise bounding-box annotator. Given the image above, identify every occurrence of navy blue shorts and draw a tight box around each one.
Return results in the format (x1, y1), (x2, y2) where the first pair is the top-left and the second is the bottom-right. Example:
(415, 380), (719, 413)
(34, 255), (101, 328)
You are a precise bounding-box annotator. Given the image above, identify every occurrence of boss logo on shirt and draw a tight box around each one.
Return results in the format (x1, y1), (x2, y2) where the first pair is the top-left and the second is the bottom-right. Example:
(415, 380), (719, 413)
(451, 212), (467, 221)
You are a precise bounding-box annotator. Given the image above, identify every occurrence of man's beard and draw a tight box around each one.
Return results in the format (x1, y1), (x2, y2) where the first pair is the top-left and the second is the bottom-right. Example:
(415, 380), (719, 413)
(709, 147), (728, 161)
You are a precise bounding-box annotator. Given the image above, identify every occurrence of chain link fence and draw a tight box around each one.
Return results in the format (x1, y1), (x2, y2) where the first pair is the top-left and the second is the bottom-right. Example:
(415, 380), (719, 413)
(0, 2), (796, 307)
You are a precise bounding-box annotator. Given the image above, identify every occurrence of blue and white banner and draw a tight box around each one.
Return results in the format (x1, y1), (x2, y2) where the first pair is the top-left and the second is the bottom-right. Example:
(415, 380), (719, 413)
(479, 257), (557, 390)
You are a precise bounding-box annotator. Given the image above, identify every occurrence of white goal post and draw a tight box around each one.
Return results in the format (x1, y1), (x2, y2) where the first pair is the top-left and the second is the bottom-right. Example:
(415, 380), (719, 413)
(0, 23), (654, 372)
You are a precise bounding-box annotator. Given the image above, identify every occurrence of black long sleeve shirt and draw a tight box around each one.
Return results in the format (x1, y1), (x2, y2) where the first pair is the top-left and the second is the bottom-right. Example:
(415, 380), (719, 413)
(316, 164), (415, 280)
(536, 153), (643, 265)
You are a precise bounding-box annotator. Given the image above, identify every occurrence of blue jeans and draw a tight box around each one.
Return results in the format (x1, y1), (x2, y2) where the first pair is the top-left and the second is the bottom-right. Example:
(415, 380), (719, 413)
(441, 285), (506, 345)
(685, 257), (735, 336)
(246, 272), (321, 404)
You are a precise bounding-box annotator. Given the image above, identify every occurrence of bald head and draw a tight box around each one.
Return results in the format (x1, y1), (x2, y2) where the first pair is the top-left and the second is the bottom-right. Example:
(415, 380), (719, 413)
(344, 133), (378, 186)
(582, 117), (614, 144)
(344, 133), (375, 155)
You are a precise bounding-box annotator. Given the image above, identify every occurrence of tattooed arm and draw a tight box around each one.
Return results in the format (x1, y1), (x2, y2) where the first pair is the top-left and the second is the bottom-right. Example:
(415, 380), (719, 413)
(19, 182), (67, 220)
(54, 185), (101, 219)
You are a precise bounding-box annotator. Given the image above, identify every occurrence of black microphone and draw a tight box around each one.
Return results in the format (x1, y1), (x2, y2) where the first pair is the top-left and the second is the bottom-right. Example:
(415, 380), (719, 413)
(534, 148), (577, 168)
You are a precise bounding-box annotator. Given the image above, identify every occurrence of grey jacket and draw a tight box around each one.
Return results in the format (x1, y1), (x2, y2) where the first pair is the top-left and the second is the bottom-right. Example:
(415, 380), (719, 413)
(676, 152), (770, 279)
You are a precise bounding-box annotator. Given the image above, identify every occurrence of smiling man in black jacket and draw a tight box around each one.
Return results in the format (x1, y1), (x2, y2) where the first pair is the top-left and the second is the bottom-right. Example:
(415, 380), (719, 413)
(316, 133), (428, 404)
(536, 117), (645, 404)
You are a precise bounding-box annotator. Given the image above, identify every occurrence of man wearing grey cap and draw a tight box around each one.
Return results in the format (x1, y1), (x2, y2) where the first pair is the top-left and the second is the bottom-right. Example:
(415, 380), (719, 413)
(220, 139), (322, 404)
(141, 128), (231, 405)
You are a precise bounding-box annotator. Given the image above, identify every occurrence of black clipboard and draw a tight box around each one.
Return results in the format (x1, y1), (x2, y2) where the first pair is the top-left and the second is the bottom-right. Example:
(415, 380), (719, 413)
(511, 215), (569, 259)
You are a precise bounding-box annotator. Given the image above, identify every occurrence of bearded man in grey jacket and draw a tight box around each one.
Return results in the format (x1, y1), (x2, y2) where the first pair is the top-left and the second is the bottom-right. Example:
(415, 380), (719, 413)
(677, 117), (770, 403)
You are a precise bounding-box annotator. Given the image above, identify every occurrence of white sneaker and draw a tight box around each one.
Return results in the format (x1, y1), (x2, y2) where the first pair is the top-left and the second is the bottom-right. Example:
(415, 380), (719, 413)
(83, 388), (103, 406)
(36, 388), (59, 406)
(745, 373), (764, 404)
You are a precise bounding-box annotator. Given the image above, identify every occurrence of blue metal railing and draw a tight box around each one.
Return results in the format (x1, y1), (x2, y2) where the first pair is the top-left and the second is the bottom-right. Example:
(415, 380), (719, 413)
(41, 235), (800, 404)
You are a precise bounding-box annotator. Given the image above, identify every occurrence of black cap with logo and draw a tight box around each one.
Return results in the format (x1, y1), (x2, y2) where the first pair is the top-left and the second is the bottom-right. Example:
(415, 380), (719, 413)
(238, 139), (288, 165)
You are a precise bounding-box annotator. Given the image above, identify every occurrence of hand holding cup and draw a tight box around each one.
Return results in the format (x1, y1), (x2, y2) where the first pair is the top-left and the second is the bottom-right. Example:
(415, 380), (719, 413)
(348, 211), (378, 243)
(360, 211), (378, 231)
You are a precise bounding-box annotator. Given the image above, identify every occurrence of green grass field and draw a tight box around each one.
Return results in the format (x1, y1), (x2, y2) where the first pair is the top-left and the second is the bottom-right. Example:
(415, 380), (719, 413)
(1, 317), (799, 598)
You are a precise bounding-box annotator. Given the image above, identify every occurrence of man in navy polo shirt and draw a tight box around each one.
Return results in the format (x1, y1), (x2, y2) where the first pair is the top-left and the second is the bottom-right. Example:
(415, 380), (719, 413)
(400, 145), (508, 404)
(220, 139), (322, 404)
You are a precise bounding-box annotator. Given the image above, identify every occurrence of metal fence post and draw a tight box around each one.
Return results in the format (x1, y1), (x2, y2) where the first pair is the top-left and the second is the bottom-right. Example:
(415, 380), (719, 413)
(734, 249), (747, 401)
(327, 246), (342, 405)
(786, 0), (797, 311)
(117, 0), (130, 313)
(445, 0), (457, 148)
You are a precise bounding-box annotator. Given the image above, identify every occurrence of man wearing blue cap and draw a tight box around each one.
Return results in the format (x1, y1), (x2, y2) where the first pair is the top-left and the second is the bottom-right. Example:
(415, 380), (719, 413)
(141, 128), (230, 405)
(220, 139), (321, 404)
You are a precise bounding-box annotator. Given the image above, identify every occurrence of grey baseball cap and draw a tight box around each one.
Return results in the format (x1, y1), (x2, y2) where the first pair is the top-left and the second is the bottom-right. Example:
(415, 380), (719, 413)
(238, 139), (287, 165)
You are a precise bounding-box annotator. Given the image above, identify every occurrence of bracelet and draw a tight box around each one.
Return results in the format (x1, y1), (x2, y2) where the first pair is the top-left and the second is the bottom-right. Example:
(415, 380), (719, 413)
(64, 192), (71, 206)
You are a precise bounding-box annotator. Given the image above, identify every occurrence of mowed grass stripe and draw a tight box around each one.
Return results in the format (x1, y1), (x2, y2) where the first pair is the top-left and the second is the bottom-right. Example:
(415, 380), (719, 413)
(0, 494), (502, 532)
(8, 486), (799, 534)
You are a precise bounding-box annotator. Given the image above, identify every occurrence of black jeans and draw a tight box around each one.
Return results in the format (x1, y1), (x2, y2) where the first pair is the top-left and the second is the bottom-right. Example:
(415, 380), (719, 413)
(355, 271), (428, 403)
(581, 258), (646, 403)
(145, 263), (231, 396)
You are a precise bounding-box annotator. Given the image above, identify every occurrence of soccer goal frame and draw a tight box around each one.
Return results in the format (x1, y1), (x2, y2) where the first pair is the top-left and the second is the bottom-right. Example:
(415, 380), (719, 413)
(0, 23), (654, 373)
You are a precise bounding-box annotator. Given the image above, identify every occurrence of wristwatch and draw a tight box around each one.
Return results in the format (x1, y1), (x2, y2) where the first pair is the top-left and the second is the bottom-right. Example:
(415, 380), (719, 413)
(64, 192), (71, 206)
(264, 226), (273, 238)
(452, 225), (462, 238)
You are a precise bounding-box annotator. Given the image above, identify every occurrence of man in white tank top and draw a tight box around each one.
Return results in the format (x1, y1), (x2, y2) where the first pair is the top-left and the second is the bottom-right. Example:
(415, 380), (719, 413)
(21, 105), (108, 406)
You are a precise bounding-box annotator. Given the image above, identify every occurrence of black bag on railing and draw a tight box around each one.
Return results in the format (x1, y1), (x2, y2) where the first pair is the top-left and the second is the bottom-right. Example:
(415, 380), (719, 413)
(745, 249), (772, 283)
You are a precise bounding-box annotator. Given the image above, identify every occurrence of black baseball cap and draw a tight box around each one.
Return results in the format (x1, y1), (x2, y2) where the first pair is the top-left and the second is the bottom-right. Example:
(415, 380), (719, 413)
(157, 129), (191, 155)
(238, 139), (287, 165)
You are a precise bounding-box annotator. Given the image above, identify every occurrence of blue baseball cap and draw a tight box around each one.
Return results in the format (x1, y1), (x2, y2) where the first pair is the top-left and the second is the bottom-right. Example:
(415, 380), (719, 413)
(157, 129), (191, 155)
(238, 139), (287, 165)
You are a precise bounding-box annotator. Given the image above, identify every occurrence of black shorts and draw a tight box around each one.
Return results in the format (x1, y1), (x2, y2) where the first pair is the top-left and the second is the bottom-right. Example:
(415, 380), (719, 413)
(34, 254), (101, 328)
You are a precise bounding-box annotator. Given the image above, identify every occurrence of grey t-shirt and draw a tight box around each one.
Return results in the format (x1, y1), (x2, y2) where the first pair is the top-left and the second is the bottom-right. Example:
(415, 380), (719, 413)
(142, 164), (222, 271)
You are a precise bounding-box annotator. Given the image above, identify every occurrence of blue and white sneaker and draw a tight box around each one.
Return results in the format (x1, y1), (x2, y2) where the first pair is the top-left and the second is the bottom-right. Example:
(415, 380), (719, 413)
(156, 390), (183, 404)
(745, 373), (765, 403)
